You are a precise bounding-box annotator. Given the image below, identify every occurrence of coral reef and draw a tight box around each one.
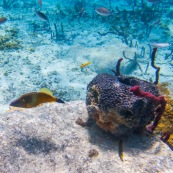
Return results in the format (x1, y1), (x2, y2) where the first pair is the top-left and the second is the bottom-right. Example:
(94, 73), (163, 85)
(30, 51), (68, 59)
(86, 72), (161, 137)
(0, 28), (21, 50)
(98, 2), (164, 45)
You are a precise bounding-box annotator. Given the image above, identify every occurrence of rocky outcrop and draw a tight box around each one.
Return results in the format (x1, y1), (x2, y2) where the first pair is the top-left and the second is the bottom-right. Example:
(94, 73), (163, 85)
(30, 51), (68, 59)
(0, 101), (172, 173)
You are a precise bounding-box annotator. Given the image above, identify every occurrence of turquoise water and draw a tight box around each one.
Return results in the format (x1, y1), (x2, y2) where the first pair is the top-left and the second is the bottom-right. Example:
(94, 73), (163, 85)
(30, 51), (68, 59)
(0, 0), (173, 111)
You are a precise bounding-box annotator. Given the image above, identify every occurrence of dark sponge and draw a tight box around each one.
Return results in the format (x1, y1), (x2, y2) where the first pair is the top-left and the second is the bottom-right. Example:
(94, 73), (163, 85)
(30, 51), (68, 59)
(86, 74), (161, 137)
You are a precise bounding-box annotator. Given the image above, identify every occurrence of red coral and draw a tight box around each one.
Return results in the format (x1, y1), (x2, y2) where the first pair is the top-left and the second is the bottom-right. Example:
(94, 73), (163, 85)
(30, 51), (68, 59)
(130, 86), (167, 132)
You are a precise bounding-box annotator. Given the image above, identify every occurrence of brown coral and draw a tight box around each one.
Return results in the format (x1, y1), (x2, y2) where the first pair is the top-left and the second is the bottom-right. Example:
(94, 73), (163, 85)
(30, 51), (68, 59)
(86, 73), (162, 137)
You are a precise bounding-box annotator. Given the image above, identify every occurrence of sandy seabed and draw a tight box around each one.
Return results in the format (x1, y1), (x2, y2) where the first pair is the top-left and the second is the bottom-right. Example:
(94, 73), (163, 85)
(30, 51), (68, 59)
(0, 1), (173, 112)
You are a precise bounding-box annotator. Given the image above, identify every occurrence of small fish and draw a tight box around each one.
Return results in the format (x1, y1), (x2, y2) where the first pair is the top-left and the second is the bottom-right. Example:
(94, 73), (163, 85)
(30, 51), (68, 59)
(150, 42), (171, 48)
(38, 0), (42, 6)
(80, 62), (91, 68)
(0, 17), (7, 25)
(10, 88), (64, 108)
(33, 8), (49, 22)
(95, 7), (111, 17)
(118, 139), (124, 161)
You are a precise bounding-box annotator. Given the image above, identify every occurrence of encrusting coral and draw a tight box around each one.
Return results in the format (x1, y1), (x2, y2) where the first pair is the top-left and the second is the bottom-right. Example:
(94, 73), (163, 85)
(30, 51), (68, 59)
(154, 82), (173, 150)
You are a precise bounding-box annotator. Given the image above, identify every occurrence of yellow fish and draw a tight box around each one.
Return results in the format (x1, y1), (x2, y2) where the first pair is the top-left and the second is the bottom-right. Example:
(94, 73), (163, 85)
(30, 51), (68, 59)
(10, 88), (64, 108)
(80, 62), (91, 68)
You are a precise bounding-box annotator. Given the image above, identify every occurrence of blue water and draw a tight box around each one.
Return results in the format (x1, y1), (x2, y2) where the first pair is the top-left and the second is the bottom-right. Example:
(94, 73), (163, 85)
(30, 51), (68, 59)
(0, 0), (173, 111)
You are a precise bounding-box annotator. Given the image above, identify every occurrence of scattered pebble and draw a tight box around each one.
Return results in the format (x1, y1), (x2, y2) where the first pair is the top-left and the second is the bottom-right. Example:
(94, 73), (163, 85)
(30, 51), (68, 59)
(75, 118), (94, 127)
(75, 118), (88, 127)
(88, 149), (99, 158)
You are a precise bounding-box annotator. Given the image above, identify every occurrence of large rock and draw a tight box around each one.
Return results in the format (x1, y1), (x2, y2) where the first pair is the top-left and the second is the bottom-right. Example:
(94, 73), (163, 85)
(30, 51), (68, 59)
(0, 101), (172, 173)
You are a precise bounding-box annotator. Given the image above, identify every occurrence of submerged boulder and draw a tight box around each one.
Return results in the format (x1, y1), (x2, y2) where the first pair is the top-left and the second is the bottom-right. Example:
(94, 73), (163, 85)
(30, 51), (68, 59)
(0, 101), (172, 172)
(86, 74), (161, 137)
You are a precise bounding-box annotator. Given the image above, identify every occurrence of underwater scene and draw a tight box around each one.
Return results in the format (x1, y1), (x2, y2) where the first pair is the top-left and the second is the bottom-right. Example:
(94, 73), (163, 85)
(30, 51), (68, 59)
(0, 0), (173, 171)
(1, 0), (173, 109)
